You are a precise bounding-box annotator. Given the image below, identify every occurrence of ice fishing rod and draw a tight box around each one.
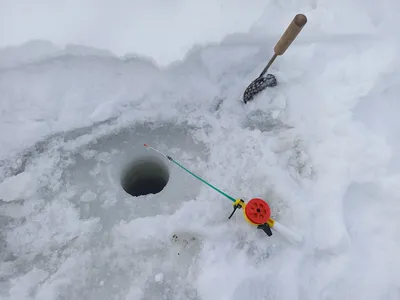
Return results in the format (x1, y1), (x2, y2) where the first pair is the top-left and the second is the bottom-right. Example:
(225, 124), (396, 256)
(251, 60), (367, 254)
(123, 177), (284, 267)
(144, 143), (303, 245)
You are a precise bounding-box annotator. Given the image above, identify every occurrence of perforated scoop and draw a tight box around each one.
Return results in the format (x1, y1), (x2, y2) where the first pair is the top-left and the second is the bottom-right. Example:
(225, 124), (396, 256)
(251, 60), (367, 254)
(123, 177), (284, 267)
(243, 14), (307, 103)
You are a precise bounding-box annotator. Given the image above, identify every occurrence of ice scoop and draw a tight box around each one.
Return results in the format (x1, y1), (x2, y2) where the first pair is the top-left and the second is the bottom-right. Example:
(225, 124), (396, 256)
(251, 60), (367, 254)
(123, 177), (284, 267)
(243, 14), (307, 103)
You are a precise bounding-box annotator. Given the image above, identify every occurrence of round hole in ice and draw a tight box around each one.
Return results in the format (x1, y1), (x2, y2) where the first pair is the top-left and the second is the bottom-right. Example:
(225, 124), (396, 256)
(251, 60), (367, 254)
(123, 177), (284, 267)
(121, 156), (169, 197)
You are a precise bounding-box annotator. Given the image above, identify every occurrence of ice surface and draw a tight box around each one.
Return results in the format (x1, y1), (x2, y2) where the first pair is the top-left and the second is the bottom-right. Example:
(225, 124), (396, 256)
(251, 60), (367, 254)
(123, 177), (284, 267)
(1, 1), (400, 300)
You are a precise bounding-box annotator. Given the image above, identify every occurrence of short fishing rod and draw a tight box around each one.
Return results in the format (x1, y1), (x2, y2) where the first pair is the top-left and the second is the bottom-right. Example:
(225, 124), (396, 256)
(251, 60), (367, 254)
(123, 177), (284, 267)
(143, 143), (303, 245)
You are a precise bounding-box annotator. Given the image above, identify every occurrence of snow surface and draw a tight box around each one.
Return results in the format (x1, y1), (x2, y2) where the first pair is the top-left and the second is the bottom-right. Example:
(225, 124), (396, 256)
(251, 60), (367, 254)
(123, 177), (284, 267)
(1, 0), (400, 299)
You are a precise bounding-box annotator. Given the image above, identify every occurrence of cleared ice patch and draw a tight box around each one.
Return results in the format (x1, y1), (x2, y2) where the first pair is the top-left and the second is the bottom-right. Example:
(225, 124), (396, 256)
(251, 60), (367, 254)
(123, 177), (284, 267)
(0, 120), (209, 300)
(6, 199), (97, 258)
(59, 122), (207, 230)
(8, 267), (49, 300)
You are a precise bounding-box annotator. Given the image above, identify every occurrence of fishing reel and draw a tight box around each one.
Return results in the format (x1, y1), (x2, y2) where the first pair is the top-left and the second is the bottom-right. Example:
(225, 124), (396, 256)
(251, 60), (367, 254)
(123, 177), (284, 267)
(228, 198), (274, 237)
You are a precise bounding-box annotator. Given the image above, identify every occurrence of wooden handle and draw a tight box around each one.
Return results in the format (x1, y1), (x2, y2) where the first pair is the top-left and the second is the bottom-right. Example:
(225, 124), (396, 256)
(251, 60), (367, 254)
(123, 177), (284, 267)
(274, 14), (307, 55)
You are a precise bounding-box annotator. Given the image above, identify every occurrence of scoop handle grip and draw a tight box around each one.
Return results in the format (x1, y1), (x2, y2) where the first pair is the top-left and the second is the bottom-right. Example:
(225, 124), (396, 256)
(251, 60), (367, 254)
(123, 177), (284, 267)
(274, 14), (307, 55)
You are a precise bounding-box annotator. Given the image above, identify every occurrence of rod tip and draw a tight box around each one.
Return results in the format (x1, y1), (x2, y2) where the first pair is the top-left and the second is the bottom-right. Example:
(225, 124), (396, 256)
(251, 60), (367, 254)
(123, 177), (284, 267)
(144, 143), (148, 147)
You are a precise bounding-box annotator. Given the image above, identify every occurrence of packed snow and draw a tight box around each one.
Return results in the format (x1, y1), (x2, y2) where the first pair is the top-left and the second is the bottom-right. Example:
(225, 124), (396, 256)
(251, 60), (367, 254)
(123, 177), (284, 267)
(1, 0), (400, 299)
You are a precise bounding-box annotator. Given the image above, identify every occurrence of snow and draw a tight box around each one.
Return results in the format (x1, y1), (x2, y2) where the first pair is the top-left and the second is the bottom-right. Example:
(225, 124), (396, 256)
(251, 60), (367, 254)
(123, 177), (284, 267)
(1, 0), (400, 300)
(0, 0), (269, 66)
(0, 171), (37, 202)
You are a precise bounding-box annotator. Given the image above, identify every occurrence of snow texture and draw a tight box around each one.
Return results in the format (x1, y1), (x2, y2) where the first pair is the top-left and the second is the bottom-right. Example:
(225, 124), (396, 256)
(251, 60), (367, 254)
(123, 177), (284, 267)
(1, 0), (400, 300)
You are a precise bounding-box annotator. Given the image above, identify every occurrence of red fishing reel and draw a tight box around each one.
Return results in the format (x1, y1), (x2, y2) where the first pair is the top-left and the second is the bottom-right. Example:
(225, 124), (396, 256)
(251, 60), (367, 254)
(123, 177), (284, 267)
(228, 197), (274, 236)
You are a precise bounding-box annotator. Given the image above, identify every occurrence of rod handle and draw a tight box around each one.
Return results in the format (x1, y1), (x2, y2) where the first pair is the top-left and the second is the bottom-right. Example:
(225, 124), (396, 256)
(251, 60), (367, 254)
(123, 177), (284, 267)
(272, 220), (303, 245)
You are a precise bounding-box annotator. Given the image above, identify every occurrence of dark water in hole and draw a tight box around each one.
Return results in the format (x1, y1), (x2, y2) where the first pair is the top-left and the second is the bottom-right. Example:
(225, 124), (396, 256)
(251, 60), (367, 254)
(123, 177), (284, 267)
(128, 176), (168, 196)
(121, 157), (170, 197)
